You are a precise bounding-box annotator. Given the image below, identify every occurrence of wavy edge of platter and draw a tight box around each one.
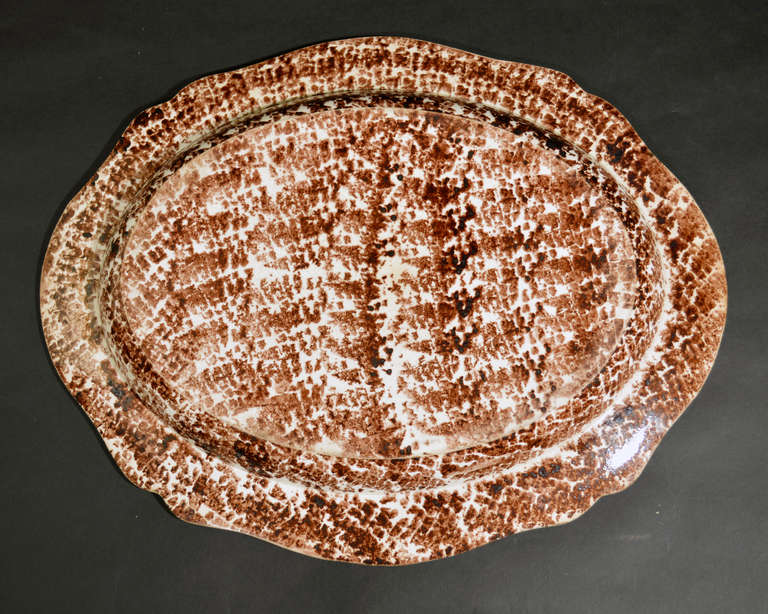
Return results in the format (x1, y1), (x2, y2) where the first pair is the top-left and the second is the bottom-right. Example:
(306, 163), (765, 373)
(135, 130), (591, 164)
(40, 37), (727, 565)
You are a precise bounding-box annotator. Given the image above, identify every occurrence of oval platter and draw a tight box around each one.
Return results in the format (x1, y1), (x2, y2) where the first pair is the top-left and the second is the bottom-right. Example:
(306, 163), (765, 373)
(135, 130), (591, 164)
(40, 37), (727, 565)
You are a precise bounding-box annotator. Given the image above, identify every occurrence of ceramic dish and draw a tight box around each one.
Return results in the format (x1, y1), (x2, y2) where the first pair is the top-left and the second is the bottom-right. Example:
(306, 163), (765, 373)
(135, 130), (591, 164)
(40, 37), (726, 564)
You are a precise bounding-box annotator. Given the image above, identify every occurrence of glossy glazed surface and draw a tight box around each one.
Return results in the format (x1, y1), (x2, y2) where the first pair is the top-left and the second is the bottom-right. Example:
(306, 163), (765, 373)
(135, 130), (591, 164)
(40, 38), (726, 564)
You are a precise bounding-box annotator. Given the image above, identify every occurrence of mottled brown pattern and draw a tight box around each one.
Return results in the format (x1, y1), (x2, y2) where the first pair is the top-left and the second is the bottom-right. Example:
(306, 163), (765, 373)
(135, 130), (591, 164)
(40, 38), (726, 564)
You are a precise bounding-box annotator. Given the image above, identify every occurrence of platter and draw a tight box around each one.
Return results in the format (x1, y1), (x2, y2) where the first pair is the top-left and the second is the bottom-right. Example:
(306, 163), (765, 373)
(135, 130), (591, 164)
(40, 37), (727, 564)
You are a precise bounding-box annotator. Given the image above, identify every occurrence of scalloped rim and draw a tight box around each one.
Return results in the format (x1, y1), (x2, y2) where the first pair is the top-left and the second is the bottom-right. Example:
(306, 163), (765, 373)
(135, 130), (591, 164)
(40, 36), (726, 565)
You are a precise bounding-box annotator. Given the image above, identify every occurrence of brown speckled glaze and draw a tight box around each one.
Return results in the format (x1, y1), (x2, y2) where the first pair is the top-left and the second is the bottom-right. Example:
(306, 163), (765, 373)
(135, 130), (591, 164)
(40, 38), (726, 564)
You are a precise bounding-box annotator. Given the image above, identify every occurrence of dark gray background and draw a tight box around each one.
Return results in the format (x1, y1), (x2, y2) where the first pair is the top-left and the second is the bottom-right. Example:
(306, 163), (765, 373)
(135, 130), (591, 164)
(2, 1), (766, 612)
